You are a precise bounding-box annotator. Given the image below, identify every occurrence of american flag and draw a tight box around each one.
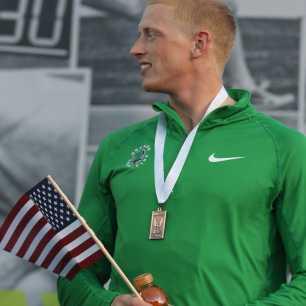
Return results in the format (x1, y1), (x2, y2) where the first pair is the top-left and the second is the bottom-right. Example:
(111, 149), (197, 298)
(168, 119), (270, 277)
(0, 177), (103, 279)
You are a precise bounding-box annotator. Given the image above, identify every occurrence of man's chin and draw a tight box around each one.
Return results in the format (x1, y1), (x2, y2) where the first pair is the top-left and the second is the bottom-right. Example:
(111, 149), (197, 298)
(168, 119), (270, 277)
(142, 80), (165, 93)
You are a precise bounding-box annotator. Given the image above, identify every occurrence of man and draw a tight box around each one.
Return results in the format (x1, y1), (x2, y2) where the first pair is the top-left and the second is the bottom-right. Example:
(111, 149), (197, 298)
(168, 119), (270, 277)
(58, 0), (306, 305)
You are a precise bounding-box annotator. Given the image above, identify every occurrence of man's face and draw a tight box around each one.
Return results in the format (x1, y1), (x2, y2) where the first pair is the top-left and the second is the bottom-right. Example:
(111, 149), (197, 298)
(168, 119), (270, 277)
(130, 4), (193, 93)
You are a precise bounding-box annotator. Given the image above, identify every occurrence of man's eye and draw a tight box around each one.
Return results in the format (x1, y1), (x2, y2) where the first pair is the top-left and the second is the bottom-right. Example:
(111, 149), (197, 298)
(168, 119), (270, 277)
(146, 30), (156, 40)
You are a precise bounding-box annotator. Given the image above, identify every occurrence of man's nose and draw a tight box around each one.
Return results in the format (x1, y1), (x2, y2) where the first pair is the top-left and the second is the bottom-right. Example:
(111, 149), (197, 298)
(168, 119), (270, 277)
(130, 37), (146, 58)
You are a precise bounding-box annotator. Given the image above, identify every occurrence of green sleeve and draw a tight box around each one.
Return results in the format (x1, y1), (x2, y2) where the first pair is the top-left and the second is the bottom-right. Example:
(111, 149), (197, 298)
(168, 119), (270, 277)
(246, 135), (306, 305)
(57, 139), (121, 306)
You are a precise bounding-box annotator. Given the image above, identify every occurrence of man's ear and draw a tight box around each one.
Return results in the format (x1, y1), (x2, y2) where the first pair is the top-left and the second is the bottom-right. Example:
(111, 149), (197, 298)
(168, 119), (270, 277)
(191, 31), (209, 58)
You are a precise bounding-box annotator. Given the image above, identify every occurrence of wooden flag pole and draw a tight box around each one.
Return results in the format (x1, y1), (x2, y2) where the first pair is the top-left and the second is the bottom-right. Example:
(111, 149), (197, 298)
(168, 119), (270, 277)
(47, 175), (143, 300)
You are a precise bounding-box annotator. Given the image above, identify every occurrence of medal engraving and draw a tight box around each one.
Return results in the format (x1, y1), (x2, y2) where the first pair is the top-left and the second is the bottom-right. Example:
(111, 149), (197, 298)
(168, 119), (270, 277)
(149, 209), (167, 240)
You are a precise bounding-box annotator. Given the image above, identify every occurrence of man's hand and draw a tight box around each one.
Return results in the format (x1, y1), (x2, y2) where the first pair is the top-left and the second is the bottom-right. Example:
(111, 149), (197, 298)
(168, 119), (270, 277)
(111, 294), (151, 306)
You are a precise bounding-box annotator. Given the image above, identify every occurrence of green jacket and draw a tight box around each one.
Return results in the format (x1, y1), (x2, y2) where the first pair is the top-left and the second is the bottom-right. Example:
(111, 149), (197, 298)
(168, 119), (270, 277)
(58, 89), (306, 306)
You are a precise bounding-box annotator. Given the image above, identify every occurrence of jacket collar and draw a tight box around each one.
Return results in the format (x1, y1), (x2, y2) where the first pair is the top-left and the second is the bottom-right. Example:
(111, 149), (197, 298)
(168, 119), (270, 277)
(152, 89), (255, 134)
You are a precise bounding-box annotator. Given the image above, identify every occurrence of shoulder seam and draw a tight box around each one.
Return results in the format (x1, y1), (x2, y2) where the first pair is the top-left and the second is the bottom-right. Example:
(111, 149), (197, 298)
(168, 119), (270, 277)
(253, 116), (281, 197)
(108, 116), (158, 150)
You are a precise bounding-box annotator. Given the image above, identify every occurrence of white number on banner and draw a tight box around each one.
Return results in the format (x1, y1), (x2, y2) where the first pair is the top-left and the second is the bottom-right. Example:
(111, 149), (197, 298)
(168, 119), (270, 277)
(29, 0), (68, 47)
(0, 0), (29, 43)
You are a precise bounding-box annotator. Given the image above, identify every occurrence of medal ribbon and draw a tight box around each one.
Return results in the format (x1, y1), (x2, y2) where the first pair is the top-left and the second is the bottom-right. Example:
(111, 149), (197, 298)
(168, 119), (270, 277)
(154, 86), (229, 204)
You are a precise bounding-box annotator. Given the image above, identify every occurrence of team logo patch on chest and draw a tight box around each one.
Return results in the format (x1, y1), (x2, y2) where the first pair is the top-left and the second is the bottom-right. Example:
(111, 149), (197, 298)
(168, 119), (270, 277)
(127, 144), (151, 168)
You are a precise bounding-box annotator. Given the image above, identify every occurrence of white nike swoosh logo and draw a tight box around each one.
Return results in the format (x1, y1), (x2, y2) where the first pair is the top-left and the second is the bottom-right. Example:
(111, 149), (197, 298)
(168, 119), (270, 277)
(208, 153), (245, 163)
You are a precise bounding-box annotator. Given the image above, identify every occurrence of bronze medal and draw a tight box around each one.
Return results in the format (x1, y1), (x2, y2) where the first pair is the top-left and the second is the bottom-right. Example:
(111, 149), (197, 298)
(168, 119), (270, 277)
(149, 208), (167, 240)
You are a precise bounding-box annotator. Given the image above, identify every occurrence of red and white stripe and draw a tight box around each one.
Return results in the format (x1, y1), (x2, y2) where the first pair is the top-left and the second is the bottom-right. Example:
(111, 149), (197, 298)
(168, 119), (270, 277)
(0, 195), (103, 279)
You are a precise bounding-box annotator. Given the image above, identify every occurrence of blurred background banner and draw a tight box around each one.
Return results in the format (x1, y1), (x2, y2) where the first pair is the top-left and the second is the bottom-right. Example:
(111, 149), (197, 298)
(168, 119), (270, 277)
(0, 0), (73, 57)
(0, 68), (90, 306)
(0, 0), (305, 305)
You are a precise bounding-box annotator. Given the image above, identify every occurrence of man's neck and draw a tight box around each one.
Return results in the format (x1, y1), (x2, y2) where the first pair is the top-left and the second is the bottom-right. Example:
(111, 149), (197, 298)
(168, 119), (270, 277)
(169, 81), (235, 132)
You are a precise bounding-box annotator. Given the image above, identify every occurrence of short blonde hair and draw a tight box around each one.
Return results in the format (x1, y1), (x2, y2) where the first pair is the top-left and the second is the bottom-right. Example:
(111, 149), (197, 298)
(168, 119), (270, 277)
(146, 0), (236, 68)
